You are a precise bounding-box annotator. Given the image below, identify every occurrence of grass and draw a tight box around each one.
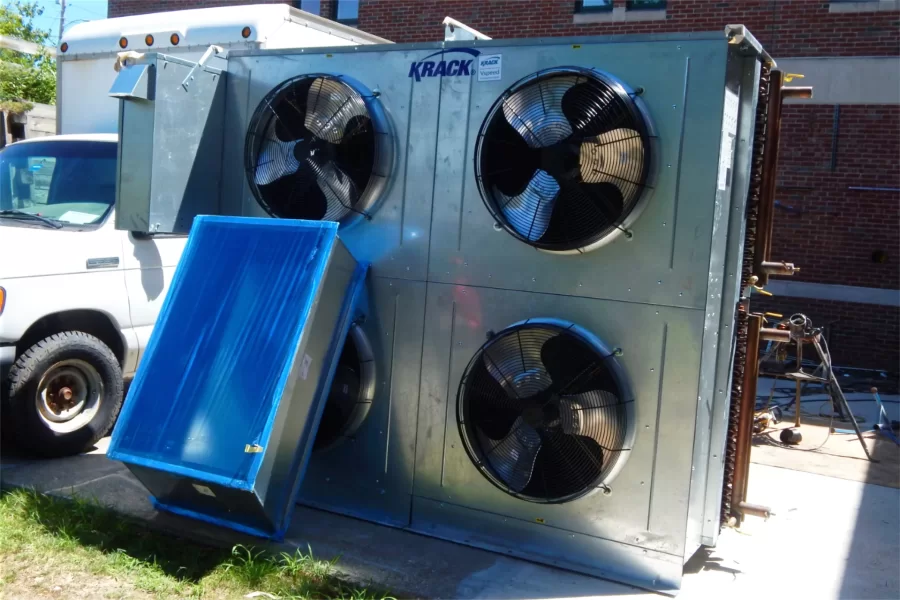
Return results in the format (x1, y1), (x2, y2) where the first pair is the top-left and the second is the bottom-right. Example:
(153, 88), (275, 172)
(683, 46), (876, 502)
(0, 487), (394, 599)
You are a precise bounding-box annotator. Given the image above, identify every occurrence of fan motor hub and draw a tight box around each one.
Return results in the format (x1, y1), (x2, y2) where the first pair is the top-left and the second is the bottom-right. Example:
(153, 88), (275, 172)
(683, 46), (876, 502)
(293, 136), (333, 163)
(522, 395), (560, 429)
(539, 141), (579, 181)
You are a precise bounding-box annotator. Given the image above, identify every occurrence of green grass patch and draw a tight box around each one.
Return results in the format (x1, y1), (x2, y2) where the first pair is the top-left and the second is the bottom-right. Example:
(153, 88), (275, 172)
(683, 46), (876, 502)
(0, 487), (393, 599)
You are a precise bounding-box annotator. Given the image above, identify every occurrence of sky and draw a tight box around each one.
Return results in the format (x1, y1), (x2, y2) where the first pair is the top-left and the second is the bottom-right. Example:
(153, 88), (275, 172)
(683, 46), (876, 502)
(31, 0), (108, 44)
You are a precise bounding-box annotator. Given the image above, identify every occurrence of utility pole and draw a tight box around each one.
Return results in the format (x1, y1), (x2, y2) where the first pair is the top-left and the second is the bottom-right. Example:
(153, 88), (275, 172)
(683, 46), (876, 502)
(58, 0), (67, 43)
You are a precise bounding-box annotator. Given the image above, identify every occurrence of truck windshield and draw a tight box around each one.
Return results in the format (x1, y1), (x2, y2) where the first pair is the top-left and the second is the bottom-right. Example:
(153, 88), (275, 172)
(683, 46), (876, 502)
(0, 140), (117, 227)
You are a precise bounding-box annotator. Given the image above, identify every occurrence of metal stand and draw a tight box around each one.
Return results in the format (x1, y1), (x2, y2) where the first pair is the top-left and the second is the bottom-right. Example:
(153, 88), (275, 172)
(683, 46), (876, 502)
(762, 314), (874, 461)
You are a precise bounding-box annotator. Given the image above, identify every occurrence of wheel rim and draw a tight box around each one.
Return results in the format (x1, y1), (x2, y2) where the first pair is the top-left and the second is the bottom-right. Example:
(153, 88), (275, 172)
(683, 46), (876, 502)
(35, 359), (104, 434)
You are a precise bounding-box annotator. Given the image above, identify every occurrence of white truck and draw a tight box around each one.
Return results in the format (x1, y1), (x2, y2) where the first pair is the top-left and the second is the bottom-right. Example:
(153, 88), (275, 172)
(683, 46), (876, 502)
(0, 5), (388, 457)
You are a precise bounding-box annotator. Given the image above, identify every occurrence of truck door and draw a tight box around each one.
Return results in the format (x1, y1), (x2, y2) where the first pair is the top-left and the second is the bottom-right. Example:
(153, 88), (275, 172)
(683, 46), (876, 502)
(122, 232), (188, 365)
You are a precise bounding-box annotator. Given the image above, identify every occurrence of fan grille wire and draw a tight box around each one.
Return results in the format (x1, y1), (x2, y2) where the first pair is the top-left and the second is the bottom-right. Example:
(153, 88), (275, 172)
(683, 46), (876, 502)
(244, 74), (389, 223)
(458, 321), (633, 503)
(475, 68), (655, 253)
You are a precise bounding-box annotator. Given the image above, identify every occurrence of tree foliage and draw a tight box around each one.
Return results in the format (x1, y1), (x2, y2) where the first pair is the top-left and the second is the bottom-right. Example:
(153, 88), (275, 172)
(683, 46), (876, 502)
(0, 1), (56, 111)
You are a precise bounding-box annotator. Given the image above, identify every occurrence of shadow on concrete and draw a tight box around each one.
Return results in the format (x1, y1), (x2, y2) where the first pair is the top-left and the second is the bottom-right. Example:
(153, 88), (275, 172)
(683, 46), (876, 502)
(839, 431), (900, 599)
(682, 547), (741, 578)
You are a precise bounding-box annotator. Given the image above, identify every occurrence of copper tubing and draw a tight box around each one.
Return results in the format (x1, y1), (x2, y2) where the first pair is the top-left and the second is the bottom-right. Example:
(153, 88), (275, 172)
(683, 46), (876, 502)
(760, 260), (799, 276)
(732, 314), (763, 523)
(782, 87), (813, 100)
(737, 501), (771, 519)
(760, 327), (791, 343)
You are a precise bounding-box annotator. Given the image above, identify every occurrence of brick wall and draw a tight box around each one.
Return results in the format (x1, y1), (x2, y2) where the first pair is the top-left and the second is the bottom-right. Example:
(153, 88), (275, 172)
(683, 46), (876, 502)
(105, 0), (900, 371)
(351, 0), (899, 57)
(774, 104), (900, 290)
(108, 0), (900, 58)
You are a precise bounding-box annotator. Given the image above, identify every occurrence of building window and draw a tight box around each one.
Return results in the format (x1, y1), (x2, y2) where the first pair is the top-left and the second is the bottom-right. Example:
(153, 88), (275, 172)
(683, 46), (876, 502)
(336, 0), (359, 25)
(626, 0), (667, 9)
(575, 0), (613, 13)
(295, 0), (320, 15)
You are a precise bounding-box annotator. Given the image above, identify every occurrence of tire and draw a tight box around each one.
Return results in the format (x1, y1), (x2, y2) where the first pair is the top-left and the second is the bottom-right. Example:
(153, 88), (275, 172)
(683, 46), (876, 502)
(6, 332), (124, 458)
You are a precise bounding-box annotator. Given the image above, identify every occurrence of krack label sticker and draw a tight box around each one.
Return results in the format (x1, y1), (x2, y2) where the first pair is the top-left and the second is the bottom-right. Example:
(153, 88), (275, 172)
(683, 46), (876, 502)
(478, 54), (502, 81)
(408, 48), (480, 82)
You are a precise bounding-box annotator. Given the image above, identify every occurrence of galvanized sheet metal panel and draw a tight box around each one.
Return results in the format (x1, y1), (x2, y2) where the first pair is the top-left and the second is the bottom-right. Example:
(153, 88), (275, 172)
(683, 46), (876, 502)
(298, 276), (426, 526)
(415, 283), (703, 558)
(426, 39), (728, 311)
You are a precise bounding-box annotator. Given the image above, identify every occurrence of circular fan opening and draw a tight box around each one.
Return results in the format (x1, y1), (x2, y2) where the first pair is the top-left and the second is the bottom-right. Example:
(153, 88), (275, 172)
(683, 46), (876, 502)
(313, 324), (376, 452)
(457, 319), (634, 503)
(475, 67), (654, 253)
(245, 74), (392, 224)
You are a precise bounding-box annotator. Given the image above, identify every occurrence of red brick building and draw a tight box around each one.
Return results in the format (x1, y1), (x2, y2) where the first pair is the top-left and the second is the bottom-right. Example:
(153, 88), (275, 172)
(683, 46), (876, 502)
(108, 0), (900, 371)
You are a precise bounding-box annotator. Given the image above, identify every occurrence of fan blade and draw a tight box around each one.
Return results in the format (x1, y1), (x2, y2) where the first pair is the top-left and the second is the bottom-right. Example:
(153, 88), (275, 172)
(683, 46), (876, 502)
(538, 177), (625, 247)
(579, 128), (644, 203)
(540, 333), (606, 396)
(483, 331), (553, 399)
(264, 159), (327, 220)
(561, 78), (620, 138)
(254, 120), (302, 186)
(305, 77), (368, 144)
(559, 391), (623, 448)
(466, 351), (522, 440)
(306, 155), (359, 221)
(502, 76), (579, 149)
(494, 170), (559, 241)
(480, 417), (542, 492)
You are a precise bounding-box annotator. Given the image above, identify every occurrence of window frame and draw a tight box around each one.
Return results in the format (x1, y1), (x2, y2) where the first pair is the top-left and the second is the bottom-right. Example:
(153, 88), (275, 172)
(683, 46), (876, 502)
(574, 0), (614, 14)
(625, 0), (667, 10)
(335, 0), (360, 25)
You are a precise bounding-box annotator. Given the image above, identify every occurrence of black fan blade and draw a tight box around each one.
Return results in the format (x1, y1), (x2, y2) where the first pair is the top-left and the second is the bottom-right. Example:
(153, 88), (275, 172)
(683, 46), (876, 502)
(502, 75), (579, 148)
(260, 159), (327, 220)
(538, 178), (625, 247)
(522, 427), (603, 499)
(495, 169), (559, 242)
(254, 119), (301, 186)
(272, 79), (317, 142)
(306, 154), (359, 221)
(333, 115), (377, 193)
(464, 351), (522, 441)
(540, 333), (605, 396)
(480, 106), (541, 197)
(479, 417), (542, 492)
(561, 78), (625, 139)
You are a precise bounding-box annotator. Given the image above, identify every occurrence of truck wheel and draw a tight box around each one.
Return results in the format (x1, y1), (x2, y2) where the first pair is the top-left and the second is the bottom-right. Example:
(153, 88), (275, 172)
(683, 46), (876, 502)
(6, 332), (124, 458)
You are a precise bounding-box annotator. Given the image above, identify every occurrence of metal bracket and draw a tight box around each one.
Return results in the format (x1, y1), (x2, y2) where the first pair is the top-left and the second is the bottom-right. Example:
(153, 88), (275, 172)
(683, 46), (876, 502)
(182, 45), (224, 91)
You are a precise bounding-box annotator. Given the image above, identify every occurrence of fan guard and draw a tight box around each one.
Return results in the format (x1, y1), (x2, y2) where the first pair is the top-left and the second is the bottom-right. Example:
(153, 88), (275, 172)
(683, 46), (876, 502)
(457, 319), (634, 503)
(245, 74), (392, 224)
(475, 67), (655, 253)
(313, 324), (376, 452)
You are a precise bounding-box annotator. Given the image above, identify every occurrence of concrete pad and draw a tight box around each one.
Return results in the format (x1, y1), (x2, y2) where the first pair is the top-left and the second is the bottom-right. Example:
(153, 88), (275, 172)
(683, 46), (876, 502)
(681, 463), (900, 600)
(2, 447), (898, 599)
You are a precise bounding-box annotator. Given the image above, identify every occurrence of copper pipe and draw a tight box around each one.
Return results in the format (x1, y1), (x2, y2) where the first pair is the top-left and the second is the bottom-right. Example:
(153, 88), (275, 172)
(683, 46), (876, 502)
(732, 314), (762, 524)
(783, 86), (813, 100)
(760, 260), (799, 276)
(737, 501), (771, 519)
(760, 328), (791, 343)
